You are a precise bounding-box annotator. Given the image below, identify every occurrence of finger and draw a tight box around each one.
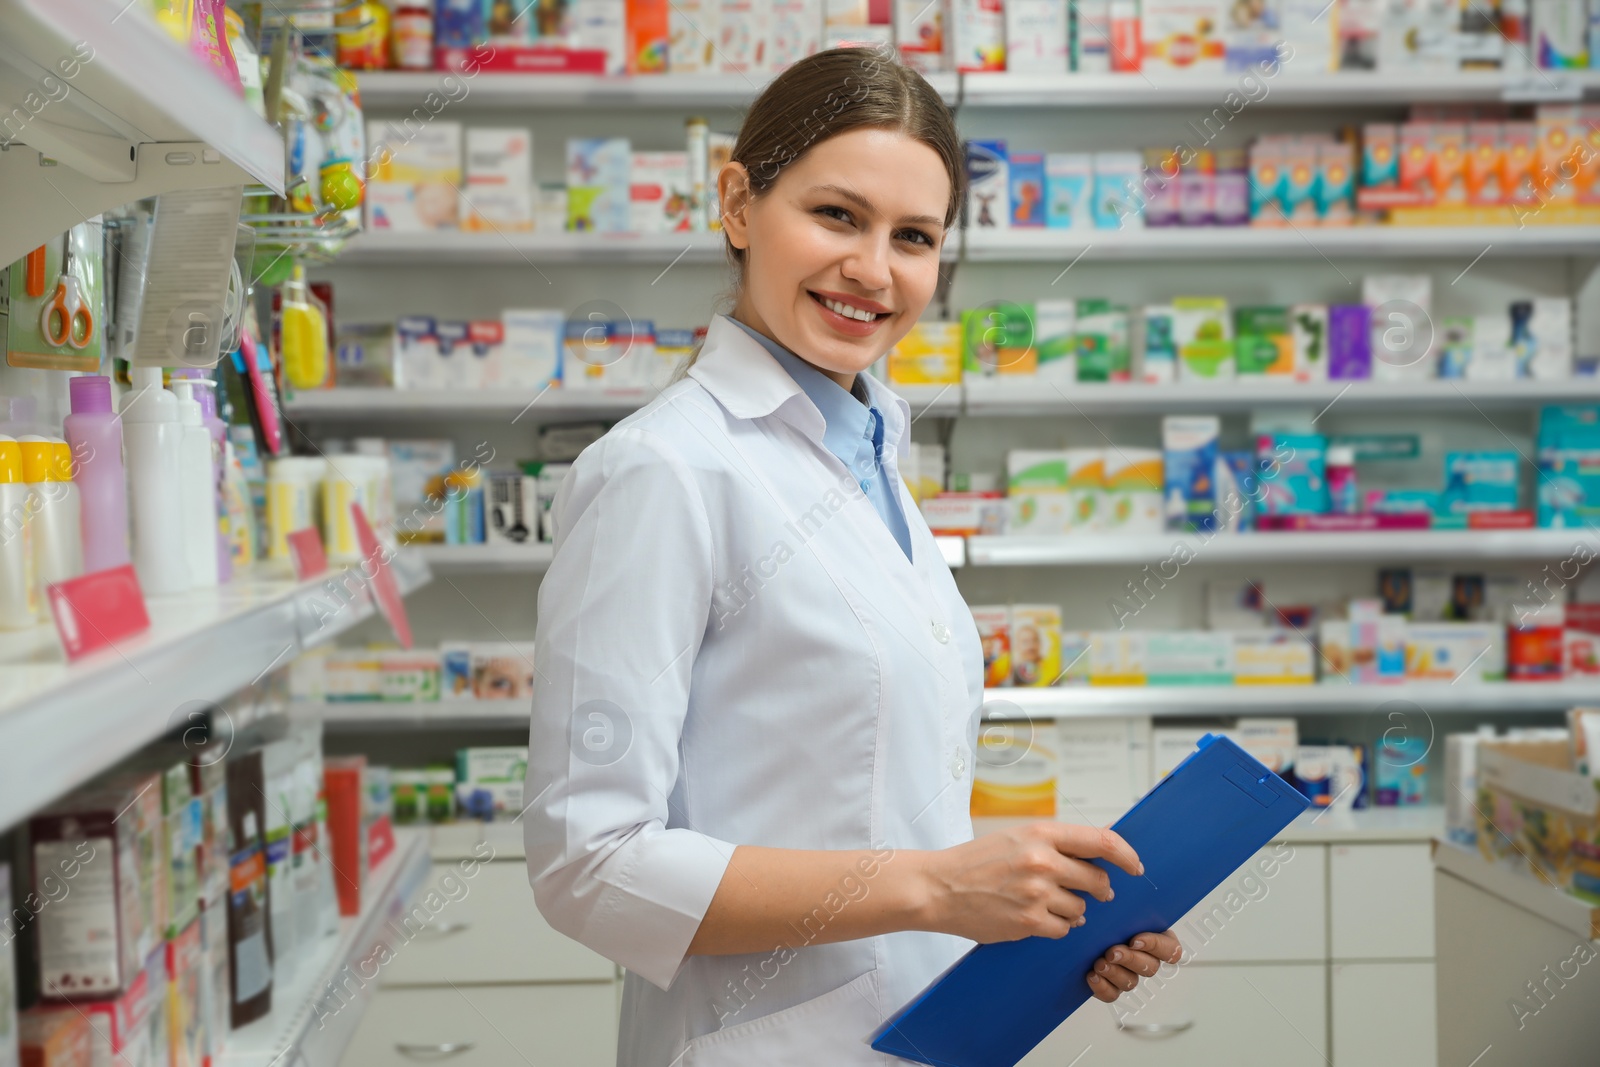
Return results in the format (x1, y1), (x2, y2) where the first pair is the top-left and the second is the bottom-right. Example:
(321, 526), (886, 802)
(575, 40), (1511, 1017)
(1092, 958), (1140, 992)
(1129, 931), (1183, 965)
(1105, 947), (1163, 978)
(1046, 824), (1143, 878)
(1043, 888), (1087, 924)
(1047, 854), (1114, 902)
(1086, 971), (1119, 1003)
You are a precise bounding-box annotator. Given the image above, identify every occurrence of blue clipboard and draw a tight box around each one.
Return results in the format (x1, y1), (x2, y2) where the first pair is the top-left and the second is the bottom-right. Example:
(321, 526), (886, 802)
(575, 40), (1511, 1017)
(871, 733), (1310, 1067)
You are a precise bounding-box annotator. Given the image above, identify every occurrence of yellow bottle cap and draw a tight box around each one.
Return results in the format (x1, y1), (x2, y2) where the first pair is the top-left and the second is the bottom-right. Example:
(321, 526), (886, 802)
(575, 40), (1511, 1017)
(51, 440), (74, 481)
(18, 436), (54, 484)
(0, 437), (21, 485)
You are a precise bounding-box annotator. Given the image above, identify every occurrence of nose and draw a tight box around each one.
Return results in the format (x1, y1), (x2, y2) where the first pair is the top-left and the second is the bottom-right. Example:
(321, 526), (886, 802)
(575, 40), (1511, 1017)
(840, 228), (892, 292)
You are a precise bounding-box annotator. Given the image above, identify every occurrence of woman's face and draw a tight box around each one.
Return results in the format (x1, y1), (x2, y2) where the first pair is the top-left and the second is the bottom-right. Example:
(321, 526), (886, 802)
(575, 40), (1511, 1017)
(721, 126), (950, 389)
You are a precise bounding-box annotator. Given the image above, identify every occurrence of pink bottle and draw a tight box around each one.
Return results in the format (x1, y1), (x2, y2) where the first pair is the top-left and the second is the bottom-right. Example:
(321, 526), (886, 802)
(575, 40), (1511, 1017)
(63, 375), (131, 574)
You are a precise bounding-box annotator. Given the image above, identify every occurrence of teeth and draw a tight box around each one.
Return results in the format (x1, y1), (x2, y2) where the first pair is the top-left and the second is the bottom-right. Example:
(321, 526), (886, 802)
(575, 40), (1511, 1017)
(821, 296), (879, 322)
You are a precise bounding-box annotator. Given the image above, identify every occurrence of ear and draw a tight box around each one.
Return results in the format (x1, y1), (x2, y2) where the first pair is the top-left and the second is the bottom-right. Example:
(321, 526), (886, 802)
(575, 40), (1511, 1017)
(719, 160), (754, 250)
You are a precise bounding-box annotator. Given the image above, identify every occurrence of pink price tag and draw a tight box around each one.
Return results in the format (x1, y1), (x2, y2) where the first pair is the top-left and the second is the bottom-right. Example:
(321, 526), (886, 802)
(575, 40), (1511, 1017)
(48, 565), (151, 662)
(351, 503), (412, 649)
(286, 527), (329, 580)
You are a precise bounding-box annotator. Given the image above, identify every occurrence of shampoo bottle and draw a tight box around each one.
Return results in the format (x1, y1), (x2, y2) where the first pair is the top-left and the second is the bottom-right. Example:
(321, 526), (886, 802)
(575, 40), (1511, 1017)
(172, 380), (220, 588)
(177, 371), (233, 583)
(121, 367), (189, 596)
(63, 374), (130, 574)
(19, 436), (83, 608)
(0, 436), (36, 628)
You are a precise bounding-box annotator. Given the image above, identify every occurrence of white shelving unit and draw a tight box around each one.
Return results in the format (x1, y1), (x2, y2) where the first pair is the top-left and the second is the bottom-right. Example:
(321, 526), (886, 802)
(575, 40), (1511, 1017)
(285, 385), (660, 419)
(219, 829), (432, 1067)
(0, 0), (284, 262)
(0, 554), (432, 832)
(355, 69), (960, 110)
(401, 535), (964, 573)
(965, 529), (1595, 566)
(982, 681), (1600, 719)
(336, 229), (728, 266)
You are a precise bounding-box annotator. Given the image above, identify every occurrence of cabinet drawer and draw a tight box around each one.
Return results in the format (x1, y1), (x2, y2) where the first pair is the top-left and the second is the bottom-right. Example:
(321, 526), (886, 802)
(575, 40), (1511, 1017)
(340, 983), (616, 1067)
(381, 861), (616, 986)
(1330, 843), (1434, 960)
(1331, 962), (1436, 1067)
(1018, 963), (1327, 1067)
(1170, 842), (1326, 963)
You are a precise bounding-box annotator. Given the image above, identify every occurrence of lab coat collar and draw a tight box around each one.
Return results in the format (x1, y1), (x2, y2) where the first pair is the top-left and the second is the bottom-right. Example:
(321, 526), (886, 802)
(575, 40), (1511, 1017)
(688, 314), (909, 452)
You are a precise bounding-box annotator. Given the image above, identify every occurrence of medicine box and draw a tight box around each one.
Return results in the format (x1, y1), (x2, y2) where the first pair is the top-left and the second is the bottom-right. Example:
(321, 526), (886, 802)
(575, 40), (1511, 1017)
(1045, 153), (1094, 229)
(1056, 717), (1151, 825)
(629, 150), (691, 233)
(1144, 631), (1233, 685)
(1141, 305), (1177, 382)
(1235, 306), (1293, 377)
(464, 127), (534, 232)
(1141, 0), (1227, 72)
(966, 140), (1009, 229)
(950, 0), (1006, 71)
(1173, 297), (1233, 380)
(1327, 304), (1372, 379)
(973, 605), (1012, 687)
(1034, 299), (1077, 380)
(1006, 0), (1069, 71)
(1151, 724), (1218, 780)
(1234, 718), (1299, 775)
(485, 470), (539, 544)
(1092, 152), (1143, 229)
(323, 649), (442, 702)
(455, 746), (529, 821)
(471, 642), (538, 700)
(1064, 448), (1105, 531)
(888, 321), (963, 385)
(566, 137), (632, 233)
(1442, 450), (1520, 513)
(1233, 632), (1315, 684)
(668, 0), (718, 71)
(718, 0), (770, 74)
(366, 121), (462, 231)
(1009, 152), (1046, 227)
(1257, 432), (1329, 516)
(1289, 304), (1329, 380)
(1010, 604), (1062, 686)
(971, 722), (1057, 819)
(1090, 631), (1148, 686)
(1102, 447), (1163, 534)
(18, 1008), (90, 1067)
(1405, 623), (1506, 682)
(1162, 415), (1220, 532)
(502, 308), (564, 389)
(1074, 300), (1130, 381)
(1007, 450), (1072, 535)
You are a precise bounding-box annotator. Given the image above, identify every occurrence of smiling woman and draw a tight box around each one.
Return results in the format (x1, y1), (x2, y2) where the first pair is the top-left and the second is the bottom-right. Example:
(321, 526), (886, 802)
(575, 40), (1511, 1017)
(523, 46), (1179, 1067)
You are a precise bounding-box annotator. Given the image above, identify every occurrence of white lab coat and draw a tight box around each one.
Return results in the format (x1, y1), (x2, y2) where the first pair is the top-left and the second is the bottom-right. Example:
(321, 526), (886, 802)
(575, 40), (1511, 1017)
(523, 312), (985, 1066)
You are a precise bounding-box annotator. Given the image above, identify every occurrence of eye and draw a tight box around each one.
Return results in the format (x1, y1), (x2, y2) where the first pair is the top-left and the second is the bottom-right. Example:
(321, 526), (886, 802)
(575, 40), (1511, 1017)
(815, 204), (853, 224)
(897, 228), (935, 247)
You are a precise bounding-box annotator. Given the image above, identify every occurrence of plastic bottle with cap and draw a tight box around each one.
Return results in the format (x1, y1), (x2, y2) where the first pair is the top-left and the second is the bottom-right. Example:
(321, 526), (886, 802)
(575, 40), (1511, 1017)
(19, 435), (83, 610)
(172, 379), (219, 588)
(63, 374), (130, 574)
(0, 435), (37, 628)
(178, 371), (233, 583)
(120, 367), (189, 595)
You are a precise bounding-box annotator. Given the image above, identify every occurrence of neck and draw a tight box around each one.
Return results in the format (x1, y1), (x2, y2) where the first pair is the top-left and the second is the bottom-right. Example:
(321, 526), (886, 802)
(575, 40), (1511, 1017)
(729, 306), (858, 394)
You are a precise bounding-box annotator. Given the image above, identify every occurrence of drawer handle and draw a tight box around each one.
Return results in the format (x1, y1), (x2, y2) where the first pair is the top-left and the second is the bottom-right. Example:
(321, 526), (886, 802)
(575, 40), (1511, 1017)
(1116, 1020), (1194, 1039)
(395, 1040), (476, 1057)
(415, 920), (473, 939)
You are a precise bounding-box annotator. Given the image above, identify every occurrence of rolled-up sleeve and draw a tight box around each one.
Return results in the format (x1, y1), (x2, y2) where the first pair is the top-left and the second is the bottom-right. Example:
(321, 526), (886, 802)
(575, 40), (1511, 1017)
(522, 426), (733, 991)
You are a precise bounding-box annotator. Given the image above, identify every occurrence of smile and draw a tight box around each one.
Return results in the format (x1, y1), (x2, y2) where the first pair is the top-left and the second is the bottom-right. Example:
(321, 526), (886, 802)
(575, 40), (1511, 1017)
(809, 291), (889, 322)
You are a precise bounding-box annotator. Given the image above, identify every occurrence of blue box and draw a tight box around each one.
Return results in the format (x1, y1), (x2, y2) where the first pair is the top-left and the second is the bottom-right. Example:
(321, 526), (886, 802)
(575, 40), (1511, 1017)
(1045, 153), (1093, 229)
(1257, 433), (1329, 516)
(1442, 451), (1519, 514)
(1163, 416), (1220, 532)
(1009, 152), (1046, 227)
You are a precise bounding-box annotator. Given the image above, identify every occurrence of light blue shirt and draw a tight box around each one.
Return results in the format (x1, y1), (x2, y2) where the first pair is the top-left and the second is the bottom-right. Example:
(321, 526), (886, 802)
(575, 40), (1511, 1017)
(728, 317), (914, 561)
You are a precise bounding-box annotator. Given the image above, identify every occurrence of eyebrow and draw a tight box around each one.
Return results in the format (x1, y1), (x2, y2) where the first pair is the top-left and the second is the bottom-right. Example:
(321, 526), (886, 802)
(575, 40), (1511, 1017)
(811, 183), (944, 228)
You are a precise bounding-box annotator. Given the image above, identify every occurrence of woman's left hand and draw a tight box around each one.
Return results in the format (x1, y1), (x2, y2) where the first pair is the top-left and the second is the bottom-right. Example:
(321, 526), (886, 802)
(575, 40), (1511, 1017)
(1086, 930), (1183, 1002)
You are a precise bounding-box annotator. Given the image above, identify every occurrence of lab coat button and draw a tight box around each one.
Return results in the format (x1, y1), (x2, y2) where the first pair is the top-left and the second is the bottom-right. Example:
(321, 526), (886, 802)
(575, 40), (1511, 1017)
(951, 753), (966, 779)
(931, 620), (951, 644)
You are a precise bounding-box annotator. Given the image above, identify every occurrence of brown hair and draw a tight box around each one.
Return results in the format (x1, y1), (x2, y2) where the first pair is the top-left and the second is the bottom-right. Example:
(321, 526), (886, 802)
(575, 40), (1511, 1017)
(720, 46), (965, 296)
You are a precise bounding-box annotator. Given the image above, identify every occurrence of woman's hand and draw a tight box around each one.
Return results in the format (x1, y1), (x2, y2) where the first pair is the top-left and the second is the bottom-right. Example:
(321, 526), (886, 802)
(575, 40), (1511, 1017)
(914, 822), (1143, 944)
(1086, 931), (1184, 1002)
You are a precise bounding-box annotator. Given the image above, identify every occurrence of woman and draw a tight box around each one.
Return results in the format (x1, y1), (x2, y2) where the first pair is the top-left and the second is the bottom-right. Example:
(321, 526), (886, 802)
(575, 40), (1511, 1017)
(524, 47), (1181, 1065)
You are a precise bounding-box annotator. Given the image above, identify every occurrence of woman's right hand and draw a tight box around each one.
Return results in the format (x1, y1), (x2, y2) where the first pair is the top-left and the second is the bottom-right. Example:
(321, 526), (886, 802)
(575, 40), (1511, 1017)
(913, 823), (1144, 944)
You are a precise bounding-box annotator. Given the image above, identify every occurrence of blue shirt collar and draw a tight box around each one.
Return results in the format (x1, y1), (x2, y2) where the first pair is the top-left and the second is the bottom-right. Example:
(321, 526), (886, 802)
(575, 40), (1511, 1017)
(726, 316), (879, 468)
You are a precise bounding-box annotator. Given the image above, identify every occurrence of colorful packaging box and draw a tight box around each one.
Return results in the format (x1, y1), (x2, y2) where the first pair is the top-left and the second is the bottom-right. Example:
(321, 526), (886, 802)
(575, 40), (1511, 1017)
(768, 0), (820, 69)
(1289, 303), (1329, 380)
(1141, 305), (1177, 383)
(1092, 152), (1143, 228)
(566, 136), (632, 232)
(668, 0), (719, 71)
(1477, 738), (1600, 901)
(1006, 0), (1069, 70)
(1328, 304), (1372, 379)
(1010, 605), (1063, 686)
(1064, 449), (1105, 531)
(455, 746), (529, 821)
(1141, 0), (1227, 71)
(1257, 432), (1330, 516)
(1233, 633), (1316, 684)
(1405, 623), (1507, 682)
(1235, 306), (1294, 377)
(1009, 152), (1046, 227)
(366, 120), (462, 231)
(1072, 0), (1111, 72)
(895, 0), (946, 71)
(1174, 297), (1233, 380)
(973, 605), (1012, 687)
(717, 0), (770, 74)
(962, 303), (1036, 376)
(1534, 0), (1589, 68)
(1103, 447), (1164, 534)
(629, 150), (691, 232)
(1007, 450), (1072, 535)
(971, 722), (1057, 818)
(1145, 631), (1233, 685)
(464, 127), (534, 232)
(1162, 415), (1221, 532)
(1045, 152), (1094, 229)
(17, 1009), (90, 1067)
(1442, 451), (1520, 514)
(1074, 300), (1130, 381)
(1033, 299), (1077, 380)
(1213, 450), (1259, 531)
(966, 139), (1010, 230)
(951, 0), (1007, 71)
(1090, 631), (1148, 686)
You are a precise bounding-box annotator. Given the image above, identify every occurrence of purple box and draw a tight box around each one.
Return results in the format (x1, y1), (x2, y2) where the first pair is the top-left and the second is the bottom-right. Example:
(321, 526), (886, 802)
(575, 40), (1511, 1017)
(1328, 305), (1372, 379)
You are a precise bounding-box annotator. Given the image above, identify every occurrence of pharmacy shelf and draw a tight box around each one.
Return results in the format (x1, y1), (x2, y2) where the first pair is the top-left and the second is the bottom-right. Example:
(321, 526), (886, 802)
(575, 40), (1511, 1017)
(982, 682), (1600, 719)
(284, 385), (661, 419)
(318, 698), (530, 732)
(959, 71), (1600, 108)
(0, 554), (432, 833)
(412, 542), (554, 573)
(962, 376), (1600, 416)
(336, 228), (728, 265)
(965, 529), (1595, 567)
(356, 69), (960, 110)
(0, 0), (284, 262)
(1281, 804), (1445, 845)
(961, 225), (1600, 262)
(219, 828), (433, 1067)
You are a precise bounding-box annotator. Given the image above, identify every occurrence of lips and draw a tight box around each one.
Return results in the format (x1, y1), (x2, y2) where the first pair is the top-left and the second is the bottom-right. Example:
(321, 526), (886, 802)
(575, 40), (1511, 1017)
(807, 290), (890, 337)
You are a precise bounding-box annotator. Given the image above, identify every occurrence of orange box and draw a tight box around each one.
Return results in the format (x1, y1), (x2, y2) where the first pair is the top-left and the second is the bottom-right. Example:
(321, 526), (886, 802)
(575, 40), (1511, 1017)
(1466, 122), (1504, 205)
(1537, 105), (1582, 205)
(1502, 121), (1539, 205)
(1576, 105), (1600, 204)
(1432, 124), (1468, 205)
(625, 0), (669, 74)
(1399, 124), (1436, 204)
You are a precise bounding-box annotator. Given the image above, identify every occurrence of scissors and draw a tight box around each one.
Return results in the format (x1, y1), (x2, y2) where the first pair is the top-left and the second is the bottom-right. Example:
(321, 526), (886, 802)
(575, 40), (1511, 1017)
(39, 230), (94, 349)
